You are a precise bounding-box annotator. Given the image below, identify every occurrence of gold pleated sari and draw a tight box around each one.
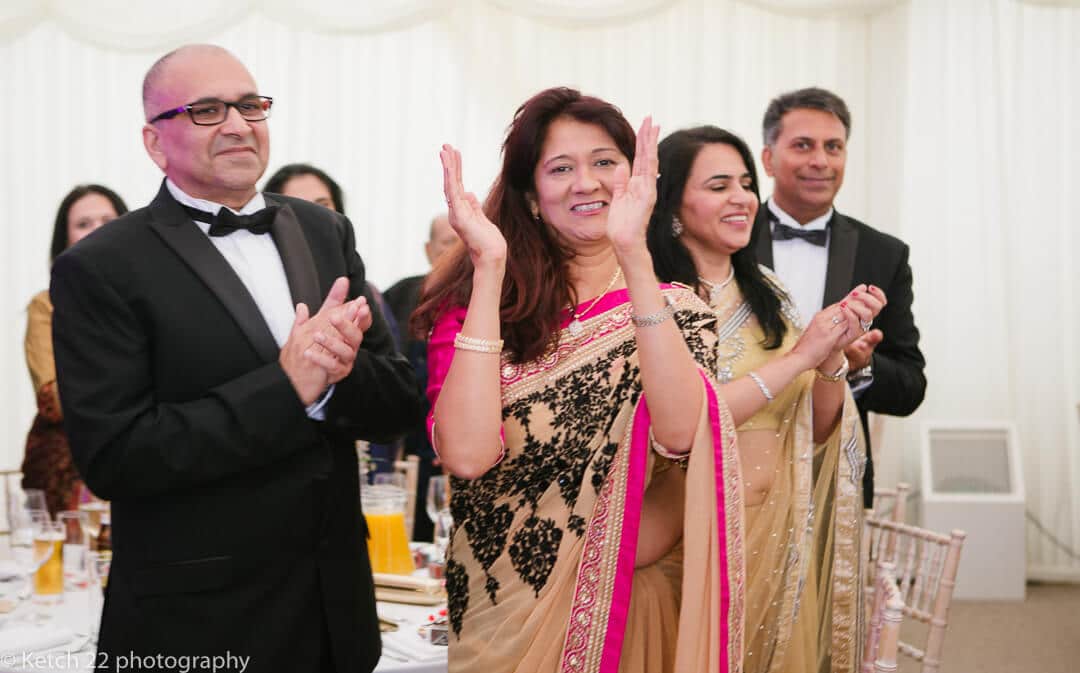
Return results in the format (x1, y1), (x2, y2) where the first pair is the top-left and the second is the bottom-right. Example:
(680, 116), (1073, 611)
(704, 269), (865, 673)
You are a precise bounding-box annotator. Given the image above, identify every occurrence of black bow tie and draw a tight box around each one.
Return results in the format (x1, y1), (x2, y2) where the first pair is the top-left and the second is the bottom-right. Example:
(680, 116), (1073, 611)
(770, 217), (828, 247)
(183, 204), (280, 237)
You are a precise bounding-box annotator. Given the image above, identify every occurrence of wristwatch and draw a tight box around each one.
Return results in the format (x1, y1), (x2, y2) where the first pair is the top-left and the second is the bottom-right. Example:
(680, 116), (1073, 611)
(815, 355), (850, 383)
(848, 364), (873, 384)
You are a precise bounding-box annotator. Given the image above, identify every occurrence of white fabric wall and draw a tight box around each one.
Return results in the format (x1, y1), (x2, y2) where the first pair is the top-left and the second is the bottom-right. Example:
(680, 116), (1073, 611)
(0, 0), (1076, 578)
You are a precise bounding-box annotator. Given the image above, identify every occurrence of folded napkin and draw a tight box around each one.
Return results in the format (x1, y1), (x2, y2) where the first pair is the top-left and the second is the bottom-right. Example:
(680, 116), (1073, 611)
(372, 572), (443, 594)
(0, 625), (76, 656)
(381, 630), (446, 663)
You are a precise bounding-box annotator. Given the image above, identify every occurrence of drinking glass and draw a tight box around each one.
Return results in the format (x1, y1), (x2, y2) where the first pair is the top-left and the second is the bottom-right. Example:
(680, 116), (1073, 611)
(58, 510), (89, 589)
(10, 510), (51, 596)
(32, 520), (65, 606)
(78, 496), (110, 551)
(426, 476), (453, 559)
(362, 483), (413, 575)
(86, 551), (111, 642)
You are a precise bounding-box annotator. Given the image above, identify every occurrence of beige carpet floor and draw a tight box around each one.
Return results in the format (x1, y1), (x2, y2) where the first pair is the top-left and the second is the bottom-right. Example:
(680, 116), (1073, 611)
(896, 582), (1080, 673)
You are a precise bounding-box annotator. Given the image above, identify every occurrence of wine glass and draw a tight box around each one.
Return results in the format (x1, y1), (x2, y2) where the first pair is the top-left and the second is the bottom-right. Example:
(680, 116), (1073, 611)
(87, 550), (112, 642)
(9, 510), (55, 620)
(426, 476), (453, 558)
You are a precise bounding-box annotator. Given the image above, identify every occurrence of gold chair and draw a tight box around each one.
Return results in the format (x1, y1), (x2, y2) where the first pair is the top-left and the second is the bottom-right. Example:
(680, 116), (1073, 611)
(864, 519), (966, 673)
(862, 561), (905, 673)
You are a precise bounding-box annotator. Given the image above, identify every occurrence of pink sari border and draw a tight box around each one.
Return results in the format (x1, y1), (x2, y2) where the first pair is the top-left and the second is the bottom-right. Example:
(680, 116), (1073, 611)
(702, 371), (731, 673)
(596, 398), (651, 673)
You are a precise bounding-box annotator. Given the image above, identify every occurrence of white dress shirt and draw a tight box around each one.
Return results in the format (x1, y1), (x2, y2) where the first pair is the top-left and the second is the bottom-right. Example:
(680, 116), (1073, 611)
(166, 179), (331, 419)
(767, 200), (833, 325)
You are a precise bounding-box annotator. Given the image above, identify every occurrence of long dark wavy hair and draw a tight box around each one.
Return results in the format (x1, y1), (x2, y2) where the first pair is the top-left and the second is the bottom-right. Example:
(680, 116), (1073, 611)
(50, 184), (128, 263)
(646, 126), (787, 349)
(412, 87), (636, 364)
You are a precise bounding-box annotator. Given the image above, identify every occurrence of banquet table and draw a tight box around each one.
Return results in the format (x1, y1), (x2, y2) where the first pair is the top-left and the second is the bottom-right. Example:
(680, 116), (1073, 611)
(0, 577), (447, 673)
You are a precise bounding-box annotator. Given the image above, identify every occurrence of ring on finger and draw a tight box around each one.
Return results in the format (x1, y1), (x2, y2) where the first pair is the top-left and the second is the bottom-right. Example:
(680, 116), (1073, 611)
(860, 319), (872, 332)
(831, 314), (842, 325)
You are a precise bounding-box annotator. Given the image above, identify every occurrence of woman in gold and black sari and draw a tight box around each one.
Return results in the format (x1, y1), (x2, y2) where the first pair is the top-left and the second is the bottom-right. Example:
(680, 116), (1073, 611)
(414, 89), (742, 673)
(647, 126), (884, 673)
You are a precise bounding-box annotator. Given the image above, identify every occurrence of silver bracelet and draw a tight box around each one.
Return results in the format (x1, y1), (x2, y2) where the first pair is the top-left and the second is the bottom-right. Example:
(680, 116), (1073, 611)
(632, 297), (676, 328)
(747, 371), (774, 401)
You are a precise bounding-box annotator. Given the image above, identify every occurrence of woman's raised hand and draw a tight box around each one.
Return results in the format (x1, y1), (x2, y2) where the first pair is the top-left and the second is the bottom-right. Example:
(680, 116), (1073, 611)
(606, 116), (660, 254)
(440, 144), (506, 267)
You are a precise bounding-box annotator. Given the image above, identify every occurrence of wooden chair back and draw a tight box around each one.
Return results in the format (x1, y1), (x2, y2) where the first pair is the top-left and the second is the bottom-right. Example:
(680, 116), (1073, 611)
(864, 519), (966, 673)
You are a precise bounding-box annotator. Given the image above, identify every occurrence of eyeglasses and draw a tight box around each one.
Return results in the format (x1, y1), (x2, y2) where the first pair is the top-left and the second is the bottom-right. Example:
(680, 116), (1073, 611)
(148, 96), (274, 126)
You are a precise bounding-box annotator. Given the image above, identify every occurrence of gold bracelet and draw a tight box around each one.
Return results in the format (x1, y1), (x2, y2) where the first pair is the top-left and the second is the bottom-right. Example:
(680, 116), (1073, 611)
(815, 355), (850, 383)
(454, 333), (503, 354)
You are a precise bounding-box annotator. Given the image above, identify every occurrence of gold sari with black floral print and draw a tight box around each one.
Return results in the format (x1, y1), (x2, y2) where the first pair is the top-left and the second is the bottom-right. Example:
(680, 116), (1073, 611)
(433, 286), (745, 673)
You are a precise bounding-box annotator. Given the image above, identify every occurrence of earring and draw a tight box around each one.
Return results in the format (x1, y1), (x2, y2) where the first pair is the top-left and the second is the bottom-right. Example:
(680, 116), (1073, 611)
(671, 216), (684, 238)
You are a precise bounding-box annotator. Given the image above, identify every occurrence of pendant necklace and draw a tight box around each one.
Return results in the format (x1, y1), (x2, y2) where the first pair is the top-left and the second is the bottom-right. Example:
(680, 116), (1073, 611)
(698, 267), (735, 305)
(568, 267), (623, 336)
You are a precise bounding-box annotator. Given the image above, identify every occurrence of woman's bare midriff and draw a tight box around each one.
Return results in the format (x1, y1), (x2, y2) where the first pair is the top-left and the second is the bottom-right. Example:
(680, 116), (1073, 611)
(738, 428), (782, 507)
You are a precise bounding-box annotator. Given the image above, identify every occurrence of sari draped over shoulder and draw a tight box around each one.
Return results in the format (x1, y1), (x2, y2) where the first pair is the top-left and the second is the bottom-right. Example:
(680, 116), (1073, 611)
(426, 286), (744, 673)
(707, 268), (865, 673)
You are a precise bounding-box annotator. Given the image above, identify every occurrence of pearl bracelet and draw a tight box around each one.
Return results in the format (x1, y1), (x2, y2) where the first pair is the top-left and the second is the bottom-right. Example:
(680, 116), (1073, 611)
(454, 333), (503, 354)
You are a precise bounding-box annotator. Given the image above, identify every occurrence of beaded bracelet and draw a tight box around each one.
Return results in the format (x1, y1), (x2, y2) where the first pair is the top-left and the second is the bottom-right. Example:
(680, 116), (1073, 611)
(454, 333), (503, 354)
(747, 371), (774, 401)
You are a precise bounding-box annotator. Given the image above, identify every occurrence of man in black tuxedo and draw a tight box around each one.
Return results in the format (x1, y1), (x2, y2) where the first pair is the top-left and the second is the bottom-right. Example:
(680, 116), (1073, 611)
(51, 44), (423, 672)
(752, 87), (926, 508)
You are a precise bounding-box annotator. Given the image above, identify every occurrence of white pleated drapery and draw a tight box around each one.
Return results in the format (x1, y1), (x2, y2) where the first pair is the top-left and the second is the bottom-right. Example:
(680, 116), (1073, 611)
(0, 0), (1077, 580)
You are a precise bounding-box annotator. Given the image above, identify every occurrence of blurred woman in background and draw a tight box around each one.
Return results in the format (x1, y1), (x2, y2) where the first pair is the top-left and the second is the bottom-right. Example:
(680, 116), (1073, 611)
(23, 184), (127, 515)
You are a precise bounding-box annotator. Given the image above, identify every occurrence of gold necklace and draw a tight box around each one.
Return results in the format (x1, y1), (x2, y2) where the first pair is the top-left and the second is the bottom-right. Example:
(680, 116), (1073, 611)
(698, 267), (735, 305)
(568, 267), (623, 336)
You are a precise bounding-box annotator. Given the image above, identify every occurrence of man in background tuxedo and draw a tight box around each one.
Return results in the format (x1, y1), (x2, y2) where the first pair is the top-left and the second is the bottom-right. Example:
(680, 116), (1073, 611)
(383, 212), (458, 541)
(51, 44), (423, 672)
(753, 87), (926, 508)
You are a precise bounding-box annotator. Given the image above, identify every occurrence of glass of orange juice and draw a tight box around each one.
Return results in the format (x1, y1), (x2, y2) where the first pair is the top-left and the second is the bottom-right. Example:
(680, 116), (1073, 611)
(362, 484), (414, 575)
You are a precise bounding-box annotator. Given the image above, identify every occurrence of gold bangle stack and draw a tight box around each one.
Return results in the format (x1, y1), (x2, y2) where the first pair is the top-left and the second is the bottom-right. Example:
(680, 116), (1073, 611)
(815, 355), (850, 383)
(454, 333), (503, 354)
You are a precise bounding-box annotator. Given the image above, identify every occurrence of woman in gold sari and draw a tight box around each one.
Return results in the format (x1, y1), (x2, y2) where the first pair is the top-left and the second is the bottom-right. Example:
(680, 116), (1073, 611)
(413, 89), (742, 673)
(647, 127), (884, 673)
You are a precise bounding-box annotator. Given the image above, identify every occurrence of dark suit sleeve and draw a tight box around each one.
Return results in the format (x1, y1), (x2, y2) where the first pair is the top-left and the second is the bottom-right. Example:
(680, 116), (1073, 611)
(51, 251), (322, 501)
(323, 217), (425, 443)
(860, 245), (927, 416)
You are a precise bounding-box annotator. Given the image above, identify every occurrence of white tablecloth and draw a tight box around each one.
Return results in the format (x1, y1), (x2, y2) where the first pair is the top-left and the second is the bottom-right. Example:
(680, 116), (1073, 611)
(0, 580), (446, 673)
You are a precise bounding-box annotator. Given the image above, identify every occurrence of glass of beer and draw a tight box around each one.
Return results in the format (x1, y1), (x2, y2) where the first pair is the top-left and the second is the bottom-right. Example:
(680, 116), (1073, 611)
(32, 519), (65, 605)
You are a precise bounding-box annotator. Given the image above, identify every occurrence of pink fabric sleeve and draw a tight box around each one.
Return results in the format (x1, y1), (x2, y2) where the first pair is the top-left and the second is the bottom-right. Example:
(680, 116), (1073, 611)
(425, 306), (506, 466)
(425, 306), (468, 442)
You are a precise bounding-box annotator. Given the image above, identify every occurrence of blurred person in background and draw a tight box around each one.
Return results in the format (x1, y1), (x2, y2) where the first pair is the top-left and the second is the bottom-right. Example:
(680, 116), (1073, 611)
(383, 212), (458, 541)
(22, 184), (128, 515)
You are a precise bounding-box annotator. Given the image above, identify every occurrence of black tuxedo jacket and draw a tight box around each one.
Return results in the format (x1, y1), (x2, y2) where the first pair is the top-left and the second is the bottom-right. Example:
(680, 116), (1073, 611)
(51, 184), (424, 672)
(754, 205), (926, 504)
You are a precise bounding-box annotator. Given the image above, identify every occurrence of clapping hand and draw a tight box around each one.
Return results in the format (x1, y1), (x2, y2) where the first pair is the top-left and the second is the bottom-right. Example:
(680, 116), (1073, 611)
(606, 116), (660, 254)
(280, 277), (370, 405)
(842, 284), (887, 369)
(440, 144), (506, 267)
